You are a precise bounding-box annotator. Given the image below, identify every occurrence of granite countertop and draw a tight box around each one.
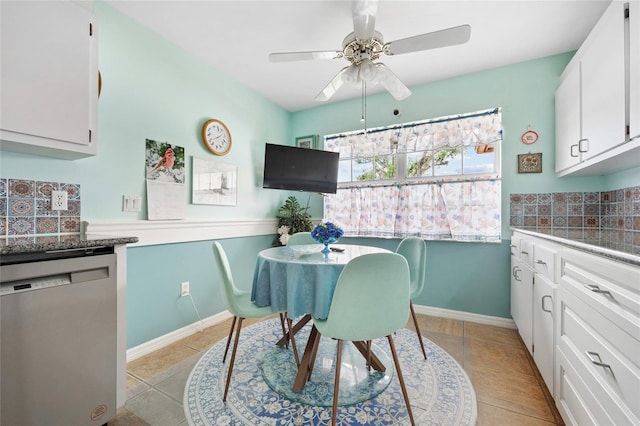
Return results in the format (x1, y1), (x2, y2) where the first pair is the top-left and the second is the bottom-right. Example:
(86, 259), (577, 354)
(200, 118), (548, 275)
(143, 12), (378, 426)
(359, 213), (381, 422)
(0, 233), (138, 255)
(511, 227), (640, 266)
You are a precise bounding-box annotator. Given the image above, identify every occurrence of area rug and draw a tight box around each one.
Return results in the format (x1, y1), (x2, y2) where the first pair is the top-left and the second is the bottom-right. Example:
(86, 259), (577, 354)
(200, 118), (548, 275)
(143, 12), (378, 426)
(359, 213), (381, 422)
(184, 318), (477, 425)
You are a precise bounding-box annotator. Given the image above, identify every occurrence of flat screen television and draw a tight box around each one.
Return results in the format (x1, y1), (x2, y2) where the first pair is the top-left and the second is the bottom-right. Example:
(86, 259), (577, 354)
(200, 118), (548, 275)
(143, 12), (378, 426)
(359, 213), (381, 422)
(262, 143), (339, 194)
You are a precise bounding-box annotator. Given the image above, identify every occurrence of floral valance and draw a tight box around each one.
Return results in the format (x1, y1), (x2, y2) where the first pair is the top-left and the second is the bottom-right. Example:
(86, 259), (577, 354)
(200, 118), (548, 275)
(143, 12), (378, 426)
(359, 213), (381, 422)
(325, 108), (502, 158)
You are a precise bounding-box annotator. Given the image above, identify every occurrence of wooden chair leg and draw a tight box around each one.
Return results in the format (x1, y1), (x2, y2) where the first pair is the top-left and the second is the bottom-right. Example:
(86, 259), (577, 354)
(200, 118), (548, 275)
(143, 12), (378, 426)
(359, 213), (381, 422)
(287, 317), (300, 366)
(410, 302), (427, 360)
(331, 340), (343, 426)
(387, 334), (415, 426)
(222, 316), (237, 363)
(366, 340), (372, 371)
(223, 317), (244, 402)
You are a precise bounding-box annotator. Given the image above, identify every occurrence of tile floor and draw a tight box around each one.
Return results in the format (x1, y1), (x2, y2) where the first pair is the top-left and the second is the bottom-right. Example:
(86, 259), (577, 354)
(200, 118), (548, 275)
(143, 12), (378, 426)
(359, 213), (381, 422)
(108, 314), (564, 425)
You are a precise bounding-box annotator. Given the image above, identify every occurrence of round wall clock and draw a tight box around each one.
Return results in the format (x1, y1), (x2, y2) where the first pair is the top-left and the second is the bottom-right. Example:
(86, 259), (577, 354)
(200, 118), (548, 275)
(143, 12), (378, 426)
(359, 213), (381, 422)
(201, 119), (232, 156)
(521, 129), (539, 145)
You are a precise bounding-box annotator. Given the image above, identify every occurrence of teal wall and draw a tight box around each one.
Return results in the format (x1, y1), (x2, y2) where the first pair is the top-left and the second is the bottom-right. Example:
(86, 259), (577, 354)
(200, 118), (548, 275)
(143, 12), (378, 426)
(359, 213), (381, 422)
(1, 3), (636, 348)
(290, 52), (627, 318)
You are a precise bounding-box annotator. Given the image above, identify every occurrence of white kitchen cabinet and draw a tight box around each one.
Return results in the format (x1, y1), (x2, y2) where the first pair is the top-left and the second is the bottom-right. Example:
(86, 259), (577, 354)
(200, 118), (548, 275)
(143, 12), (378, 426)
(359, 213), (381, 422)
(555, 1), (637, 176)
(512, 232), (558, 395)
(511, 255), (534, 354)
(580, 1), (627, 160)
(0, 1), (98, 160)
(555, 65), (582, 172)
(631, 1), (640, 140)
(555, 247), (640, 426)
(533, 272), (555, 394)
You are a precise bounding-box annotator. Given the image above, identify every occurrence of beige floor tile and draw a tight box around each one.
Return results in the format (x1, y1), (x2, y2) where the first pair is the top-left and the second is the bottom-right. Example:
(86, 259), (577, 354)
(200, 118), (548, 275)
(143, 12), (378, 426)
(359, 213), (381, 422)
(410, 314), (464, 336)
(473, 367), (555, 422)
(467, 337), (534, 377)
(477, 402), (557, 426)
(118, 314), (564, 426)
(422, 330), (465, 365)
(464, 322), (522, 348)
(108, 406), (150, 426)
(178, 318), (234, 351)
(127, 342), (199, 381)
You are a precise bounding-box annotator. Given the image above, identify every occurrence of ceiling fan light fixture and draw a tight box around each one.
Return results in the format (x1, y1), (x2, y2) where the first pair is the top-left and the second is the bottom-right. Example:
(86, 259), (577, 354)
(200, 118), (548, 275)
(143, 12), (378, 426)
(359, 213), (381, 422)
(358, 59), (379, 82)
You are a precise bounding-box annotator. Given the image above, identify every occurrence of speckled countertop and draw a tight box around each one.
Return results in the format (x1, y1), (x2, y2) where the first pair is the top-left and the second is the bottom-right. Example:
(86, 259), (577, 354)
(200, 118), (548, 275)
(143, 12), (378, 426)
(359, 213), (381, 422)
(0, 233), (138, 255)
(511, 227), (640, 266)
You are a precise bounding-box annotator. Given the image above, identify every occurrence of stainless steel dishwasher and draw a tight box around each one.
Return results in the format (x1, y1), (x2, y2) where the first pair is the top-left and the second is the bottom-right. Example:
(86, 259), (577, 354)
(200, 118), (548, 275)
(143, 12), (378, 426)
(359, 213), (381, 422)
(1, 246), (117, 426)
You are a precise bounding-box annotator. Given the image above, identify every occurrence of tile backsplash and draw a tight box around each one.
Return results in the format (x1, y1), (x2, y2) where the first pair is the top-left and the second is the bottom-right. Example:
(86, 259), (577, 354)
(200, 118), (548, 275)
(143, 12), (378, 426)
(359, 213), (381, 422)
(510, 185), (640, 252)
(0, 178), (82, 244)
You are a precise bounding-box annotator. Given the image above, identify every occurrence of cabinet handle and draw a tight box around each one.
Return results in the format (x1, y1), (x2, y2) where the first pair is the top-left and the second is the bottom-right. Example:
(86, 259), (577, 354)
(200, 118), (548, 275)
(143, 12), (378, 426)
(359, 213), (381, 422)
(541, 295), (552, 313)
(585, 351), (615, 377)
(570, 144), (579, 157)
(584, 284), (613, 297)
(520, 250), (529, 255)
(578, 138), (589, 153)
(535, 259), (546, 265)
(512, 266), (521, 281)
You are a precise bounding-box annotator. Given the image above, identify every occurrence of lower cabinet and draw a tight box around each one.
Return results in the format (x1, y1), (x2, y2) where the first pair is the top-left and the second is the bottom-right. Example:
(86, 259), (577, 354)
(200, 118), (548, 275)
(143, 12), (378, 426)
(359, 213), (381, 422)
(533, 273), (555, 394)
(511, 232), (557, 394)
(511, 255), (533, 353)
(555, 247), (640, 425)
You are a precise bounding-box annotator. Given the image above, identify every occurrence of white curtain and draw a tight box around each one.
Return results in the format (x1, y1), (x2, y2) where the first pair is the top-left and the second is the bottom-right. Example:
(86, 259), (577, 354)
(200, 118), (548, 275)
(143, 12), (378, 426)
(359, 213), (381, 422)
(323, 109), (502, 243)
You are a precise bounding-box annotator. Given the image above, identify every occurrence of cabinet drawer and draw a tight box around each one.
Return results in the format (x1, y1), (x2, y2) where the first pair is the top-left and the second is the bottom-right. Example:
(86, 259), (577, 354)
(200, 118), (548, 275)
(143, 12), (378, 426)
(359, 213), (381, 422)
(519, 238), (534, 268)
(558, 287), (640, 421)
(534, 243), (556, 281)
(556, 347), (633, 425)
(559, 247), (640, 338)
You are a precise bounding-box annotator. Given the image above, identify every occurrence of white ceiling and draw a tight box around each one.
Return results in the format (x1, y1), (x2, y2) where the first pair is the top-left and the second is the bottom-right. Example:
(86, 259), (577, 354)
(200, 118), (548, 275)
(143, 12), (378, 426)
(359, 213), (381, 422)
(106, 0), (610, 112)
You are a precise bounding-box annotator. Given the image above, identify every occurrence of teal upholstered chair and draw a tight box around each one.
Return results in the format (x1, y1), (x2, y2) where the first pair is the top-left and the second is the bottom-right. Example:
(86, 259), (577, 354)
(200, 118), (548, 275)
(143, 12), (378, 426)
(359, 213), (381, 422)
(311, 253), (415, 426)
(286, 232), (317, 245)
(396, 237), (428, 359)
(212, 241), (299, 401)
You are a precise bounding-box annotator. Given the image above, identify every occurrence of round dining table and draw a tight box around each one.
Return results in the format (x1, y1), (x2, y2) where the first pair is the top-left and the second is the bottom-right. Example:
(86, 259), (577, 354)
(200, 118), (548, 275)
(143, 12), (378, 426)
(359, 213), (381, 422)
(251, 243), (391, 320)
(251, 243), (393, 392)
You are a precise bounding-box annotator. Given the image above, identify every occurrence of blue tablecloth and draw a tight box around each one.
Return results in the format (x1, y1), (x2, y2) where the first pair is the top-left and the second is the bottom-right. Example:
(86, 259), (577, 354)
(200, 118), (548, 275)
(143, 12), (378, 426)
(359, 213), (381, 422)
(251, 244), (390, 319)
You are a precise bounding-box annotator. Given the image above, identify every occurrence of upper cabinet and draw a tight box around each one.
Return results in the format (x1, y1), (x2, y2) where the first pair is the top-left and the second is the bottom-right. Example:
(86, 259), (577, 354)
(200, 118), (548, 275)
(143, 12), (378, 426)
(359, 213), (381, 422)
(0, 1), (98, 160)
(631, 1), (640, 140)
(555, 1), (639, 176)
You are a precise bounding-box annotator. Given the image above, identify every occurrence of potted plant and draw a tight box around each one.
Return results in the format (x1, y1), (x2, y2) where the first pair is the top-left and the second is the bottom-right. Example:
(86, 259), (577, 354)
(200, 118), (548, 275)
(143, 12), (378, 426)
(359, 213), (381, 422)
(273, 196), (312, 246)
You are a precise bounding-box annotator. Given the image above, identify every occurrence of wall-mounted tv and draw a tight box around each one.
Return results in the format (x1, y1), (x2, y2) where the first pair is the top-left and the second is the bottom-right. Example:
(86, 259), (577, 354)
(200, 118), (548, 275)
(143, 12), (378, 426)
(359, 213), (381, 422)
(262, 143), (339, 194)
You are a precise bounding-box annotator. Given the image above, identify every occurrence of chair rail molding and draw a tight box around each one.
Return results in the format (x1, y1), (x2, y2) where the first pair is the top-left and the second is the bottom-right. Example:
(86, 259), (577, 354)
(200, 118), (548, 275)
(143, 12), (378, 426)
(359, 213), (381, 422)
(84, 218), (279, 247)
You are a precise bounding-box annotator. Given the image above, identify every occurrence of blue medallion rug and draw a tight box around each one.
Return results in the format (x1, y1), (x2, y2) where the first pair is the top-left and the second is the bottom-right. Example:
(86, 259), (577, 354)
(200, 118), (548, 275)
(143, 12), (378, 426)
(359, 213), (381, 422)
(184, 318), (477, 425)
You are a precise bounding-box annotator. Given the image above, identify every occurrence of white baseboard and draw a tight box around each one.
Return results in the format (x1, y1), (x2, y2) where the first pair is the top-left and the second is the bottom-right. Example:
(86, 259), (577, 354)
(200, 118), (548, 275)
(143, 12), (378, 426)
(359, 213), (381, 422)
(413, 304), (516, 329)
(126, 311), (233, 362)
(126, 305), (515, 362)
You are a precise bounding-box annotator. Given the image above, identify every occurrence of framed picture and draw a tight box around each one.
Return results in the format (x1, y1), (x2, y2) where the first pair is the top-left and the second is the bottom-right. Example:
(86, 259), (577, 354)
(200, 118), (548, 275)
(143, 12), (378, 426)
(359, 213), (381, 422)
(295, 135), (317, 149)
(192, 157), (238, 206)
(517, 153), (542, 173)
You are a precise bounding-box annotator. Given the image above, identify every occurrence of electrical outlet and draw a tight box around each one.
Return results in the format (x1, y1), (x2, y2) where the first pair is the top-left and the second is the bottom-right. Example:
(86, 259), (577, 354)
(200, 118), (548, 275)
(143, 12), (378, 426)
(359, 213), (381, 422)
(181, 281), (190, 297)
(51, 190), (68, 211)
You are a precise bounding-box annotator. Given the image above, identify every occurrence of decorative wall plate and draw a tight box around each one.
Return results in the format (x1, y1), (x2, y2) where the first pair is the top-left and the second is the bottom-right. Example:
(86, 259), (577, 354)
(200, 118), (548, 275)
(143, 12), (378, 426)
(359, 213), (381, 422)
(521, 129), (539, 145)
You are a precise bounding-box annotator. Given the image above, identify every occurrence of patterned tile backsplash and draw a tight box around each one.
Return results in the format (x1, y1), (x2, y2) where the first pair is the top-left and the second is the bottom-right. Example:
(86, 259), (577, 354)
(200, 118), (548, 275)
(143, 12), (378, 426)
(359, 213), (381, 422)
(510, 185), (640, 252)
(0, 178), (81, 245)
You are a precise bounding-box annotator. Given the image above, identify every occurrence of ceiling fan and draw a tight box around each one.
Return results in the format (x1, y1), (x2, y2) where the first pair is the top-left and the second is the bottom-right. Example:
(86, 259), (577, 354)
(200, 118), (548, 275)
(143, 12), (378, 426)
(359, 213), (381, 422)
(268, 0), (471, 102)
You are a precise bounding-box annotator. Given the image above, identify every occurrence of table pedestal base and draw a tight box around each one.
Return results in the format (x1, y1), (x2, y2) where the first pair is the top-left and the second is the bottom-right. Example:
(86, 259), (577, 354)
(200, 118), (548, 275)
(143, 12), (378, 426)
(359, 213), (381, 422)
(261, 325), (393, 407)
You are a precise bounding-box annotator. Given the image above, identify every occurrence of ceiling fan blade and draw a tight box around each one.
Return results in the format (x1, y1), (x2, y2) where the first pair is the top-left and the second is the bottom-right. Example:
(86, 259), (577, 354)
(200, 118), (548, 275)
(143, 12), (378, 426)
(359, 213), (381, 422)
(269, 50), (342, 62)
(315, 66), (354, 102)
(385, 24), (471, 56)
(352, 0), (377, 40)
(376, 63), (411, 101)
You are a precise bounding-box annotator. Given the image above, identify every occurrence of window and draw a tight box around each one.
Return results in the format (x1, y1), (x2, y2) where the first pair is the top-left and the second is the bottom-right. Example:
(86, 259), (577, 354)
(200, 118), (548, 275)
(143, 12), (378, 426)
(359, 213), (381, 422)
(323, 108), (502, 242)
